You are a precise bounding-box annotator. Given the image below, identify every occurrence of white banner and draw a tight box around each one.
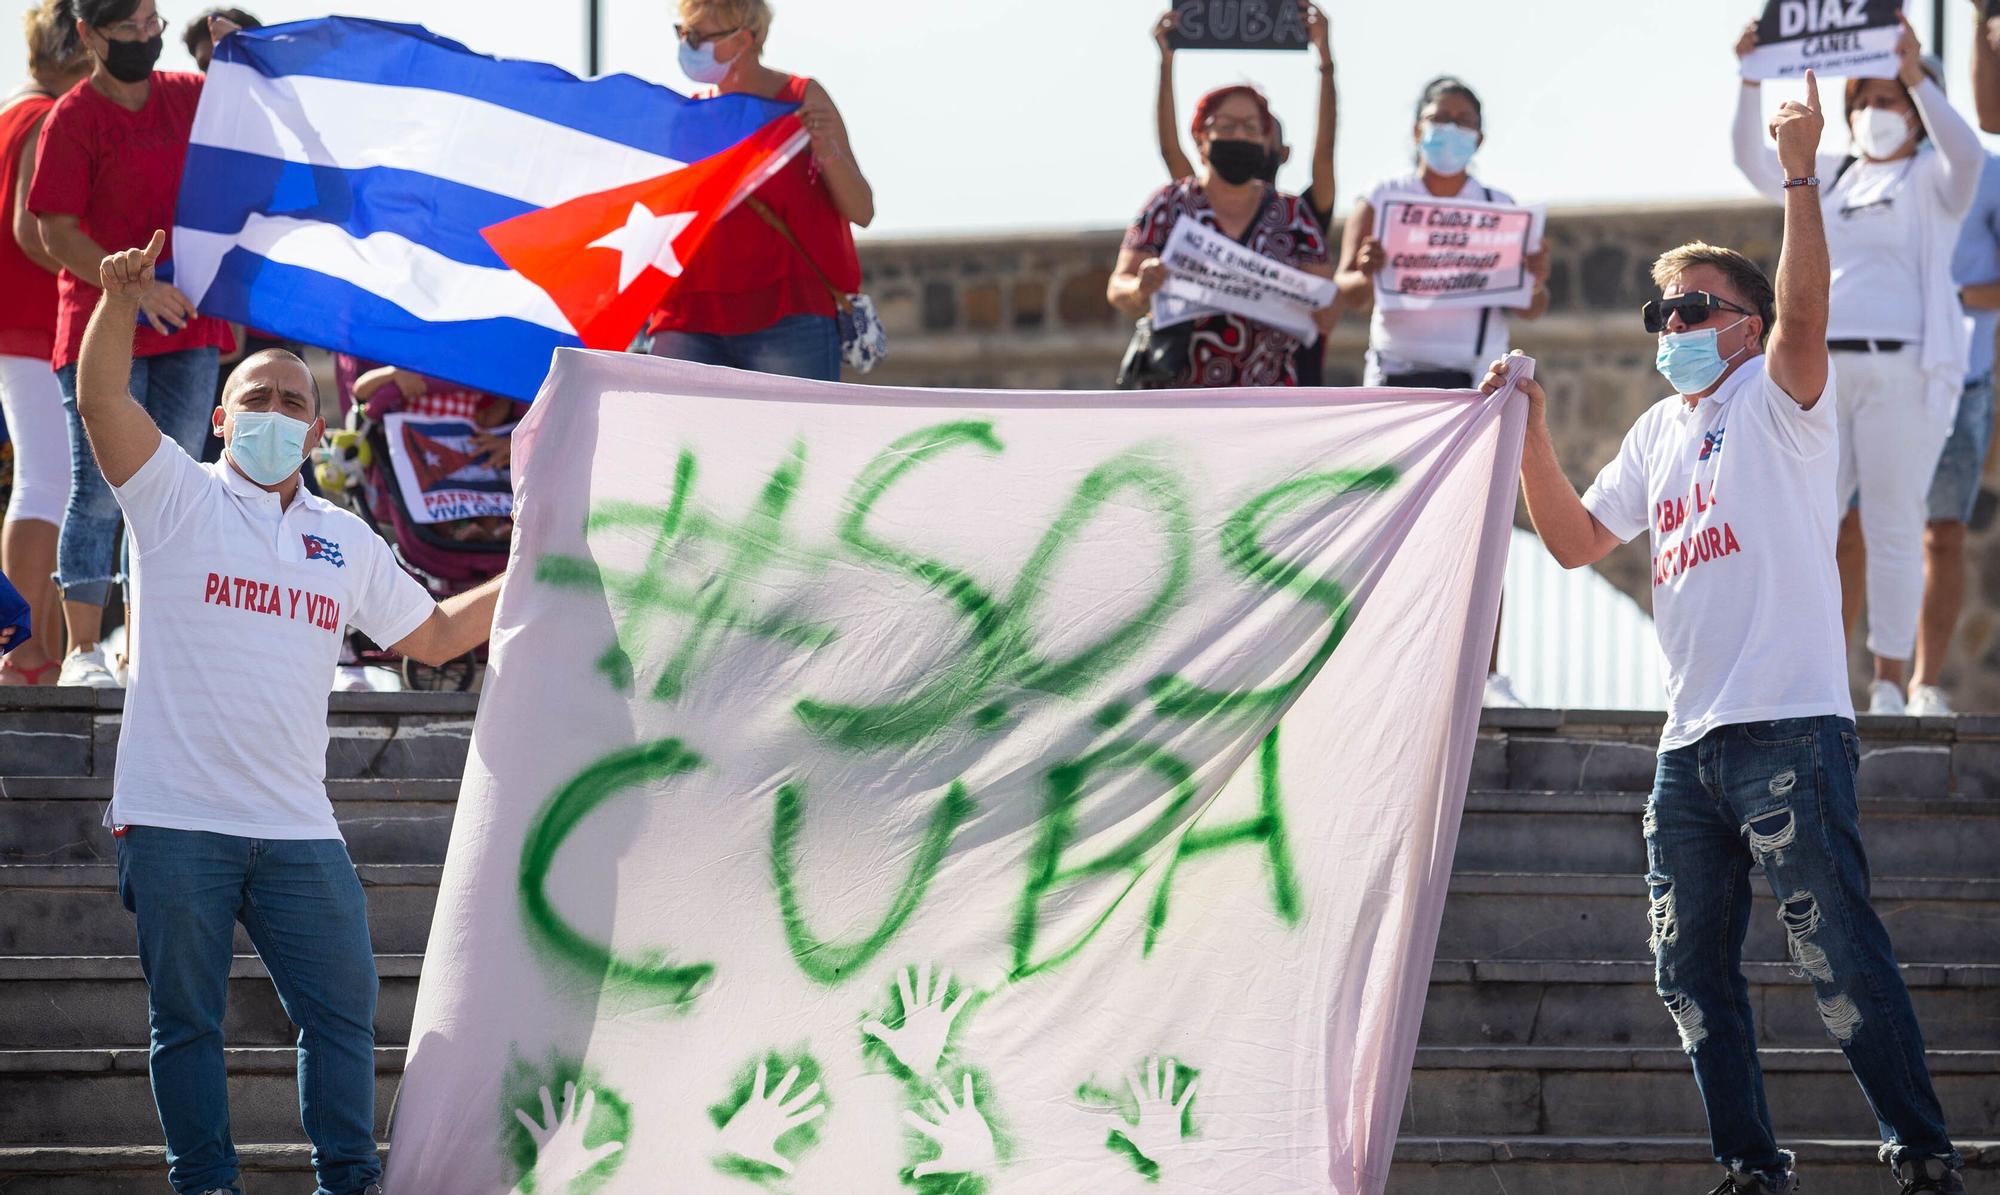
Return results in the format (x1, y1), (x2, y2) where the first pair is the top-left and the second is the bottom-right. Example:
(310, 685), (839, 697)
(1372, 195), (1546, 312)
(381, 412), (516, 524)
(1151, 218), (1336, 344)
(384, 350), (1527, 1195)
(1741, 0), (1906, 81)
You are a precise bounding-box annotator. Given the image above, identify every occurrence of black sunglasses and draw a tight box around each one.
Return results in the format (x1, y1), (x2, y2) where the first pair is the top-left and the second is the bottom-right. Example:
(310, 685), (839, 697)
(1642, 292), (1754, 334)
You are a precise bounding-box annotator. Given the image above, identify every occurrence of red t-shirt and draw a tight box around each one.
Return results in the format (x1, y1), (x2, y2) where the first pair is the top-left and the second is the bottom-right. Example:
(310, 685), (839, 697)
(647, 75), (862, 338)
(0, 93), (59, 360)
(27, 72), (233, 369)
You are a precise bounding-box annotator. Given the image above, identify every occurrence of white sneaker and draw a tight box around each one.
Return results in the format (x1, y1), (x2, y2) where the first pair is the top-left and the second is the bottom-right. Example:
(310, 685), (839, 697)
(57, 646), (121, 688)
(1867, 679), (1908, 716)
(1905, 683), (1955, 717)
(1483, 671), (1526, 708)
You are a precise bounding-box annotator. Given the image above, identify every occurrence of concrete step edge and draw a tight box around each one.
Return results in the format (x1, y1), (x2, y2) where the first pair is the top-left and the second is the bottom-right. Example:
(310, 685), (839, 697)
(0, 1138), (1994, 1173)
(7, 954), (1996, 989)
(1462, 790), (2000, 815)
(7, 1044), (1994, 1076)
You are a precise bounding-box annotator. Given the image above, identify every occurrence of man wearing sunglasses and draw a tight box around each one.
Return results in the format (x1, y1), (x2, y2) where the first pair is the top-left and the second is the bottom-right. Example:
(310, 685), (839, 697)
(1483, 71), (1965, 1195)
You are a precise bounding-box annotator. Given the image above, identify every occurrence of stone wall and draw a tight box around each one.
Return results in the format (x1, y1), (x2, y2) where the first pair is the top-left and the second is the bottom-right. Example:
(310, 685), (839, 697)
(855, 200), (2000, 710)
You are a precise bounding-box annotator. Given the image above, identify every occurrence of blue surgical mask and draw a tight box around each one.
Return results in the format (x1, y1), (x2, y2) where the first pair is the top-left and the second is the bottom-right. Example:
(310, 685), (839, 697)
(1418, 121), (1480, 175)
(1655, 316), (1751, 396)
(228, 410), (311, 486)
(678, 36), (732, 85)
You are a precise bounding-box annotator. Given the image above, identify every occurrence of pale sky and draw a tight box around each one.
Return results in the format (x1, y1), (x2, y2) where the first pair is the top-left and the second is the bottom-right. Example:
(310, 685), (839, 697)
(4, 0), (1995, 238)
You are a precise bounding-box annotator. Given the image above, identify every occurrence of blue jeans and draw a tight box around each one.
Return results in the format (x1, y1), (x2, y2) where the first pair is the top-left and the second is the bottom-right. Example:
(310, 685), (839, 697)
(56, 348), (218, 604)
(117, 825), (381, 1195)
(1926, 371), (1994, 523)
(646, 313), (840, 381)
(1646, 717), (1958, 1185)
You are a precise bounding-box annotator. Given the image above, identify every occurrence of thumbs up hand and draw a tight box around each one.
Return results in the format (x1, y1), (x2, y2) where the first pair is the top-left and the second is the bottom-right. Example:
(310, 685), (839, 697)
(1770, 69), (1824, 179)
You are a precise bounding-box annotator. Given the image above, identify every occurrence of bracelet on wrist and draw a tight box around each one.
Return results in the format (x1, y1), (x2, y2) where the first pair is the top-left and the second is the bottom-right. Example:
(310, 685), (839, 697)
(1782, 175), (1819, 189)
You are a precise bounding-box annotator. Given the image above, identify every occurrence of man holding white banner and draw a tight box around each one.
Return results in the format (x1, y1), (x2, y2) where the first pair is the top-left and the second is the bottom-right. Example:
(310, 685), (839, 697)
(1489, 71), (1966, 1195)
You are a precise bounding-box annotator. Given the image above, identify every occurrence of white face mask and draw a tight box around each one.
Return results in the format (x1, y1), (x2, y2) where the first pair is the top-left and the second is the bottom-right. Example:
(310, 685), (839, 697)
(678, 33), (736, 85)
(1852, 106), (1914, 160)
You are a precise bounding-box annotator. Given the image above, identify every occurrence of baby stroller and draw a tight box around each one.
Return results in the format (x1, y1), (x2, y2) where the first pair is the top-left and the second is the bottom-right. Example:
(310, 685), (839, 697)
(314, 354), (518, 690)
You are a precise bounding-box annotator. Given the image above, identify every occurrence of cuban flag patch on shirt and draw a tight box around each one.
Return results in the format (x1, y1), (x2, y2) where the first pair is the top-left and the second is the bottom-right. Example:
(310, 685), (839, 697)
(303, 533), (345, 567)
(1699, 428), (1725, 461)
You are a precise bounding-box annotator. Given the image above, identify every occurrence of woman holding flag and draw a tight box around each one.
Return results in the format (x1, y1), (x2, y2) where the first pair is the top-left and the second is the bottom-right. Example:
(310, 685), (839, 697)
(642, 0), (872, 381)
(27, 0), (237, 687)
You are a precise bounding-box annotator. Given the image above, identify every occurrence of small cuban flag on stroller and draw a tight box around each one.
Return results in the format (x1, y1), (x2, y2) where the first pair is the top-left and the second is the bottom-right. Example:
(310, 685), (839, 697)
(171, 17), (807, 400)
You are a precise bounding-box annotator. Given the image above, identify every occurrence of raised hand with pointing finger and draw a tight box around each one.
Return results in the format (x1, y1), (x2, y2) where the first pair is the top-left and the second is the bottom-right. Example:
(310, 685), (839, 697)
(1769, 69), (1824, 179)
(97, 229), (198, 335)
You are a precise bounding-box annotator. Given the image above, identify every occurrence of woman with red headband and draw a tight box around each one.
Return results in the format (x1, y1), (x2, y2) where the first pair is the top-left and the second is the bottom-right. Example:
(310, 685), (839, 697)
(1108, 84), (1336, 388)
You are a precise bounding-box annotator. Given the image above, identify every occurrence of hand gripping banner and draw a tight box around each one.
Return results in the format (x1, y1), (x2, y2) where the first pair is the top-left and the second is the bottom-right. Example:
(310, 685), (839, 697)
(385, 350), (1530, 1194)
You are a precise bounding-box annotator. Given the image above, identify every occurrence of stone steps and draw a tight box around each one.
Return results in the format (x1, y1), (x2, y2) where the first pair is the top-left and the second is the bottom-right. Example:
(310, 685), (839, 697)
(6, 697), (1996, 1192)
(0, 1139), (1987, 1195)
(7, 1044), (1996, 1146)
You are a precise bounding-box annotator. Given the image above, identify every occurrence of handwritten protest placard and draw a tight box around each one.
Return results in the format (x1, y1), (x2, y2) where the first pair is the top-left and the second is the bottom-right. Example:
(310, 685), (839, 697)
(1372, 195), (1545, 313)
(1166, 0), (1308, 51)
(1151, 219), (1335, 344)
(1741, 0), (1905, 81)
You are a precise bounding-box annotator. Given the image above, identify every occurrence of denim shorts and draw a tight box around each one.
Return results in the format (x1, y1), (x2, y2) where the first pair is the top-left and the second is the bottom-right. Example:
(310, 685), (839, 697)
(1927, 371), (1994, 523)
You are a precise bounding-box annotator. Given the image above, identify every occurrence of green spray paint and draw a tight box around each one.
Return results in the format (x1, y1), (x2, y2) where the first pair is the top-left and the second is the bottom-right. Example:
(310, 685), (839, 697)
(1144, 727), (1300, 952)
(1147, 466), (1399, 718)
(517, 739), (715, 1005)
(771, 779), (976, 984)
(796, 425), (1195, 750)
(499, 1051), (631, 1195)
(1009, 742), (1199, 979)
(1074, 1059), (1202, 1182)
(706, 1048), (831, 1184)
(858, 964), (980, 1083)
(897, 1064), (1009, 1195)
(537, 444), (833, 702)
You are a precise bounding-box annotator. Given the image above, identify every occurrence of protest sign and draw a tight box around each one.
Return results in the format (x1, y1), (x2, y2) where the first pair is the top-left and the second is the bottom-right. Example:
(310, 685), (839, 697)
(382, 412), (515, 524)
(1152, 219), (1336, 344)
(1372, 195), (1546, 313)
(1741, 0), (1906, 81)
(383, 349), (1526, 1195)
(1166, 0), (1309, 50)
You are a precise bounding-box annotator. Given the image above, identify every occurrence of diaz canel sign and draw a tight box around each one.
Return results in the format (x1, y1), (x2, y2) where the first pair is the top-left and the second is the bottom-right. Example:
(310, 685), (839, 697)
(382, 348), (1526, 1195)
(1743, 0), (1906, 81)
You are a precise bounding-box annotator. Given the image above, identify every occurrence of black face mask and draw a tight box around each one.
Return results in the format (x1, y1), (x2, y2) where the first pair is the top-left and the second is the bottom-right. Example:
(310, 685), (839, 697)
(1206, 138), (1265, 186)
(1255, 148), (1283, 184)
(100, 33), (164, 84)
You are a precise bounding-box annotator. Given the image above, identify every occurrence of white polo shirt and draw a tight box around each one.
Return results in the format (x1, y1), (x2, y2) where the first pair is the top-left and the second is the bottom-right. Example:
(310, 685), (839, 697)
(108, 437), (436, 839)
(1581, 355), (1853, 750)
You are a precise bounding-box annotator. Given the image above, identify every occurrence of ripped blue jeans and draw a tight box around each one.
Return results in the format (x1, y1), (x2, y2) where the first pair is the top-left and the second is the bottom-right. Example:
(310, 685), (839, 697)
(1646, 716), (1958, 1184)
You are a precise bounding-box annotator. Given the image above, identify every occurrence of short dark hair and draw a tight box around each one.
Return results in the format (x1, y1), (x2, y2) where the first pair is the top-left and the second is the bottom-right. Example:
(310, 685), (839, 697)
(1415, 75), (1483, 128)
(1651, 242), (1776, 345)
(182, 6), (259, 58)
(228, 348), (321, 409)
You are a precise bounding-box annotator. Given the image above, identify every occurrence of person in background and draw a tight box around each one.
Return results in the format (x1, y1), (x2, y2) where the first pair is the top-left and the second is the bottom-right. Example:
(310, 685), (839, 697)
(1905, 151), (2000, 716)
(180, 5), (256, 72)
(1733, 18), (1983, 714)
(1152, 2), (1336, 383)
(642, 0), (871, 381)
(1336, 75), (1548, 707)
(0, 0), (88, 685)
(1970, 0), (2000, 133)
(29, 0), (236, 687)
(1108, 84), (1336, 388)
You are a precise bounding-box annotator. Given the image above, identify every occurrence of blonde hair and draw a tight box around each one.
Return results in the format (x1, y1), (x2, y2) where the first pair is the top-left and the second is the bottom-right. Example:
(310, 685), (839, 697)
(1651, 241), (1775, 344)
(24, 0), (87, 76)
(680, 0), (773, 48)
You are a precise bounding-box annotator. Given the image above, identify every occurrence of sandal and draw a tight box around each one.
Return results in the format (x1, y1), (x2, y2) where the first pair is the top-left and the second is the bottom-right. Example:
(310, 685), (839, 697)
(0, 655), (59, 686)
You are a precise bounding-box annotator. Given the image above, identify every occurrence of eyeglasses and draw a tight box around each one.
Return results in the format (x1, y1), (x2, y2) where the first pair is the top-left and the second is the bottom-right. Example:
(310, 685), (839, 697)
(1203, 117), (1266, 139)
(99, 12), (167, 38)
(1642, 292), (1754, 334)
(674, 23), (740, 49)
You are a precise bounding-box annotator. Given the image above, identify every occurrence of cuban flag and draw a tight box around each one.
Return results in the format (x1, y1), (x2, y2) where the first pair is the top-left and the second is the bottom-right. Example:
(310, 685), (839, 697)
(173, 17), (806, 400)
